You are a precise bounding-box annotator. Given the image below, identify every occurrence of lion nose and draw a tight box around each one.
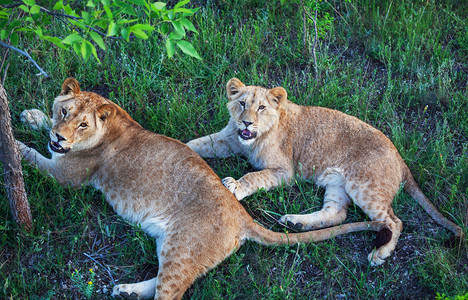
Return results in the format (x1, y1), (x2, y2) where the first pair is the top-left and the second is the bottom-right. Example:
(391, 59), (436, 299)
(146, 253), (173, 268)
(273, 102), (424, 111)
(243, 121), (253, 127)
(56, 133), (66, 142)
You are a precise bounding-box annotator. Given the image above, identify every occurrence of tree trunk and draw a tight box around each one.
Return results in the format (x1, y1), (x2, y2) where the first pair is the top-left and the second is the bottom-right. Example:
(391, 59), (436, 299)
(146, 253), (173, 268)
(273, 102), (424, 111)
(0, 82), (33, 231)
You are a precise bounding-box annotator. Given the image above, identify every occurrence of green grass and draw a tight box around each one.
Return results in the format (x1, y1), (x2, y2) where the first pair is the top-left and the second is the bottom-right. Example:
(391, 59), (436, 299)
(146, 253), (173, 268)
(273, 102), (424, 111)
(1, 0), (467, 299)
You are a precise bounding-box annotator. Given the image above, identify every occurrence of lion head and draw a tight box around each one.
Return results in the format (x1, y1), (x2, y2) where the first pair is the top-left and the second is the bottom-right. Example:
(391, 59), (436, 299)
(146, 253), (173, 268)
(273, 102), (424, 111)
(48, 78), (135, 155)
(226, 78), (287, 145)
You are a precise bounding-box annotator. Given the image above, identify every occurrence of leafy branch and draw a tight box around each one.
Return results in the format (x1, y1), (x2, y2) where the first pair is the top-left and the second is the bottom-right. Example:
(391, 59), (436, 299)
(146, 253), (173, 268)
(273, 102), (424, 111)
(0, 0), (202, 77)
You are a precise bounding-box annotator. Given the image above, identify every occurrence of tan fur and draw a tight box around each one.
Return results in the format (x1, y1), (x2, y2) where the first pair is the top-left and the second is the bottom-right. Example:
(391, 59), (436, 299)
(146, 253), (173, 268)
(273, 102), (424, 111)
(187, 78), (463, 266)
(17, 78), (385, 300)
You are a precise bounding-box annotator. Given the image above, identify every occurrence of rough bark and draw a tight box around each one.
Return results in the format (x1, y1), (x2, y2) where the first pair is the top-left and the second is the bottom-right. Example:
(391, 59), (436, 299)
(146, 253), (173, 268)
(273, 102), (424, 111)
(0, 82), (33, 231)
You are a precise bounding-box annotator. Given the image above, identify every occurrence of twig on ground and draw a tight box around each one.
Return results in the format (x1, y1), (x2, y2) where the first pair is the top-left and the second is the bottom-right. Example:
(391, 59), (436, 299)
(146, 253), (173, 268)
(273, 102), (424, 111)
(83, 252), (116, 285)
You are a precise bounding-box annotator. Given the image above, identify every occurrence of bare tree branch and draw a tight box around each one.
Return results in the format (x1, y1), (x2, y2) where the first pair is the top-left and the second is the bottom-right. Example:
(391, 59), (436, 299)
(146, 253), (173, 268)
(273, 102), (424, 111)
(37, 6), (123, 39)
(38, 6), (80, 20)
(301, 1), (319, 81)
(0, 41), (49, 77)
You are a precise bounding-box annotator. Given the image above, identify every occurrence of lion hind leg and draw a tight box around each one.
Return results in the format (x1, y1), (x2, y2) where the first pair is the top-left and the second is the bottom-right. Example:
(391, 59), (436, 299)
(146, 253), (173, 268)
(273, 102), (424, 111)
(113, 233), (234, 300)
(348, 185), (402, 266)
(366, 209), (402, 266)
(279, 185), (351, 230)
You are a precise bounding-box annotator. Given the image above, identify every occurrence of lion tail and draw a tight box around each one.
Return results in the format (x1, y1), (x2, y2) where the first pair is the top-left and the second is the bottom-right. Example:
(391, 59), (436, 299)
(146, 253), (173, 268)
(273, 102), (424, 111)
(244, 219), (386, 247)
(403, 165), (463, 238)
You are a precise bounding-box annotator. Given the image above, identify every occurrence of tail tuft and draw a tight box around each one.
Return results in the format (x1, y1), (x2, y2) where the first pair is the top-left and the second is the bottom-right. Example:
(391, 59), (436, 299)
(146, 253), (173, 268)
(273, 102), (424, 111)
(372, 227), (392, 248)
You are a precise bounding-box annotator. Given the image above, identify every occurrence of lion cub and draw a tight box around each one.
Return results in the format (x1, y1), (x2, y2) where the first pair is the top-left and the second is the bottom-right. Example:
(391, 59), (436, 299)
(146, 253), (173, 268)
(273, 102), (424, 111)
(187, 78), (463, 266)
(17, 78), (384, 299)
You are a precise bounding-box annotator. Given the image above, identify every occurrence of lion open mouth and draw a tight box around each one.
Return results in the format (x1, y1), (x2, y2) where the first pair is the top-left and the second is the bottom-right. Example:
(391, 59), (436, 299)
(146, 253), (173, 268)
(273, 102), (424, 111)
(238, 129), (257, 140)
(49, 140), (70, 154)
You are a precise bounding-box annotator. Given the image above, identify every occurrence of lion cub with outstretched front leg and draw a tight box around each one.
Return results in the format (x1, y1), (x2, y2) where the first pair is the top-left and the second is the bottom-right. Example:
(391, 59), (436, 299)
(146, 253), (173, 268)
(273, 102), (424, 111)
(187, 78), (463, 266)
(17, 78), (385, 300)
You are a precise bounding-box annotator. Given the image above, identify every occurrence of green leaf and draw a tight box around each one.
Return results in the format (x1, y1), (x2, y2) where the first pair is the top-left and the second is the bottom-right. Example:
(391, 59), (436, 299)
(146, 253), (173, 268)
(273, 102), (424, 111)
(182, 7), (199, 18)
(165, 38), (175, 58)
(81, 11), (91, 24)
(131, 28), (148, 39)
(131, 24), (154, 31)
(10, 31), (18, 45)
(16, 27), (33, 32)
(22, 0), (35, 6)
(174, 0), (190, 9)
(104, 5), (113, 19)
(30, 5), (40, 14)
(0, 30), (7, 40)
(101, 0), (110, 6)
(176, 40), (201, 59)
(63, 4), (73, 15)
(127, 0), (146, 5)
(175, 8), (195, 15)
(88, 41), (100, 63)
(159, 23), (169, 35)
(180, 18), (197, 33)
(172, 20), (185, 36)
(168, 30), (183, 40)
(107, 21), (119, 36)
(81, 40), (92, 60)
(0, 11), (10, 19)
(70, 19), (87, 30)
(121, 27), (130, 41)
(19, 5), (29, 12)
(41, 35), (67, 49)
(151, 2), (166, 11)
(33, 27), (43, 37)
(72, 40), (81, 56)
(86, 0), (95, 7)
(53, 1), (63, 10)
(89, 31), (105, 50)
(113, 1), (136, 16)
(94, 20), (107, 30)
(117, 19), (139, 25)
(62, 33), (83, 45)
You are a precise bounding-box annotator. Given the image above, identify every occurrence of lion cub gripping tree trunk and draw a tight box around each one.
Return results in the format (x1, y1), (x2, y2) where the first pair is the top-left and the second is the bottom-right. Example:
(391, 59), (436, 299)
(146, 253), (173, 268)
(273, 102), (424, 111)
(16, 78), (386, 300)
(187, 78), (463, 266)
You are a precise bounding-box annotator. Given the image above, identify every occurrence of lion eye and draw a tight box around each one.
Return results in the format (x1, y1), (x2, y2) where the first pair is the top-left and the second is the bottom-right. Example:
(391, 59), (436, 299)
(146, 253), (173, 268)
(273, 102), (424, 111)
(61, 108), (67, 117)
(79, 122), (88, 128)
(258, 105), (266, 110)
(239, 101), (245, 107)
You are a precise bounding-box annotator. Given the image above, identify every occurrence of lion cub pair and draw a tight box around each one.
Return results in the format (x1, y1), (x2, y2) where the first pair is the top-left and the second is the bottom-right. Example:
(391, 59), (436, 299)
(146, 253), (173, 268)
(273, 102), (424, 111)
(17, 78), (461, 299)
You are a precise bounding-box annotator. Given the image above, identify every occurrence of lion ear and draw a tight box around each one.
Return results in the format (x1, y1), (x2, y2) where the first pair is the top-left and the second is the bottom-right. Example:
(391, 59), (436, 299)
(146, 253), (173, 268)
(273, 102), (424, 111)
(226, 78), (245, 100)
(61, 78), (81, 96)
(269, 87), (287, 108)
(97, 104), (116, 122)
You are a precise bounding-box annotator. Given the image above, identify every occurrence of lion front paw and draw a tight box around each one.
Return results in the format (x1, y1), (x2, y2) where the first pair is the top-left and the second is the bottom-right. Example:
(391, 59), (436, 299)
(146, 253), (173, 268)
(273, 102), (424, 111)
(279, 214), (307, 231)
(20, 109), (50, 131)
(112, 285), (140, 300)
(222, 177), (247, 200)
(15, 140), (31, 157)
